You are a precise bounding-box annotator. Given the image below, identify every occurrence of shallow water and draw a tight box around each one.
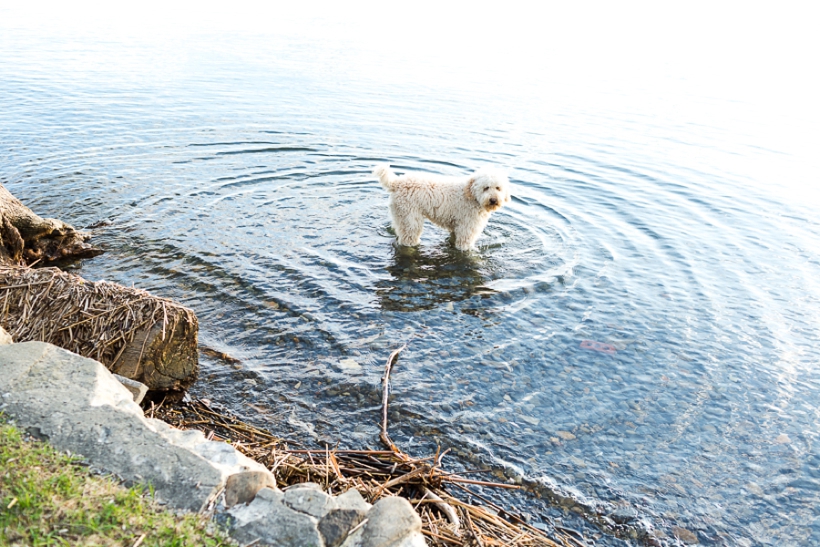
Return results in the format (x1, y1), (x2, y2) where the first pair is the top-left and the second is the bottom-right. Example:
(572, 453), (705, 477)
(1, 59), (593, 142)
(3, 6), (820, 546)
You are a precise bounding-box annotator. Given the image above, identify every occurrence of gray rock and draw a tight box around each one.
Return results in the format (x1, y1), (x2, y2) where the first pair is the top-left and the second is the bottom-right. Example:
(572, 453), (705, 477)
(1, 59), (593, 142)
(339, 523), (366, 547)
(0, 341), (428, 547)
(609, 506), (638, 524)
(336, 488), (372, 513)
(144, 417), (273, 479)
(229, 487), (323, 547)
(319, 508), (367, 547)
(226, 471), (278, 508)
(360, 496), (423, 547)
(0, 342), (223, 512)
(284, 484), (337, 518)
(113, 373), (148, 404)
(0, 326), (12, 345)
(285, 481), (324, 492)
(394, 532), (427, 547)
(255, 486), (285, 503)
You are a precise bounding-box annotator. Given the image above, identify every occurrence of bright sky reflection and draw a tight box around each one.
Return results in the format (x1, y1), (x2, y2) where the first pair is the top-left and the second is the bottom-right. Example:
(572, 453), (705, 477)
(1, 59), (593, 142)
(5, 1), (818, 207)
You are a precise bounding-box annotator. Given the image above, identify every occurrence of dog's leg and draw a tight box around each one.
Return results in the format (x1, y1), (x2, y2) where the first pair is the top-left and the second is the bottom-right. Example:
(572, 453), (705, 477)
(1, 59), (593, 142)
(453, 225), (479, 251)
(453, 215), (489, 251)
(389, 203), (424, 246)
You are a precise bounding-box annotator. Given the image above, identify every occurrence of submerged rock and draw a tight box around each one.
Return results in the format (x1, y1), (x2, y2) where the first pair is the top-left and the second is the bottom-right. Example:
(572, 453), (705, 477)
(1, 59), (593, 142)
(672, 525), (699, 544)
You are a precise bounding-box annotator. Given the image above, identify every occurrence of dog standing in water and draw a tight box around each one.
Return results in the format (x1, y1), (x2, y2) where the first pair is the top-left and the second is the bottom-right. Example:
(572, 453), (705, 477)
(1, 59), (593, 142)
(373, 164), (511, 250)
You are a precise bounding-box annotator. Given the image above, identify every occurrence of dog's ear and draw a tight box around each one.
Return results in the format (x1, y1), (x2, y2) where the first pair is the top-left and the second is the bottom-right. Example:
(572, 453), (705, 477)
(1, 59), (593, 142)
(464, 176), (478, 203)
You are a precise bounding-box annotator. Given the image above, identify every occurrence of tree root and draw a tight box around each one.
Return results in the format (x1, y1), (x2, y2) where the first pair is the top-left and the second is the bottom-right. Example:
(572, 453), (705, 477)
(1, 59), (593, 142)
(0, 184), (103, 266)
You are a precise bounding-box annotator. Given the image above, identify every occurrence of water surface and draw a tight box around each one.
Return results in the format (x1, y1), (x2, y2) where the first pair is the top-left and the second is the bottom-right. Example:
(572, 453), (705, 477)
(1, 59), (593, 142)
(2, 6), (820, 546)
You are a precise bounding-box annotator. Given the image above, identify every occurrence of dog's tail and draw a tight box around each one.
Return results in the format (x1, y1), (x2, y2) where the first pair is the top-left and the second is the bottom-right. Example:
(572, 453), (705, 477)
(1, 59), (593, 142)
(373, 164), (399, 191)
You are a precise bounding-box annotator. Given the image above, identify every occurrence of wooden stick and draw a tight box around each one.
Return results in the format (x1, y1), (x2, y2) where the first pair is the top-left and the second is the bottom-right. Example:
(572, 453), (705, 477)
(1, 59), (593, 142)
(500, 531), (527, 547)
(465, 508), (486, 547)
(283, 449), (394, 455)
(420, 528), (462, 545)
(423, 486), (461, 535)
(374, 466), (428, 498)
(380, 344), (407, 455)
(0, 278), (57, 291)
(443, 476), (521, 490)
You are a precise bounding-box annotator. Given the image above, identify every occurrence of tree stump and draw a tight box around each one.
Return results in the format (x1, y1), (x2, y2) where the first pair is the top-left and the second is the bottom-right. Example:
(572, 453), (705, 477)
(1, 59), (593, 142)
(0, 184), (198, 395)
(0, 266), (199, 394)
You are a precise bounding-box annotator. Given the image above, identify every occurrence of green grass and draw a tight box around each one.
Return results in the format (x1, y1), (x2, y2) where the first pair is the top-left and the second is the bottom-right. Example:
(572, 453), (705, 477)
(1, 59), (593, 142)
(0, 415), (235, 546)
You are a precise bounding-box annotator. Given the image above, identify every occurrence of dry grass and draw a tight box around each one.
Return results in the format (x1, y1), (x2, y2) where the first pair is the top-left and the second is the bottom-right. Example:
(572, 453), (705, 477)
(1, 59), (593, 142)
(150, 398), (588, 547)
(0, 266), (193, 368)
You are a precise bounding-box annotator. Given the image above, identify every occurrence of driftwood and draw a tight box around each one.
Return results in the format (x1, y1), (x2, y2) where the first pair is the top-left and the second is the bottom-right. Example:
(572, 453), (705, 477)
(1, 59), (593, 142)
(152, 396), (579, 547)
(0, 183), (103, 266)
(380, 344), (407, 453)
(0, 266), (199, 393)
(147, 346), (581, 545)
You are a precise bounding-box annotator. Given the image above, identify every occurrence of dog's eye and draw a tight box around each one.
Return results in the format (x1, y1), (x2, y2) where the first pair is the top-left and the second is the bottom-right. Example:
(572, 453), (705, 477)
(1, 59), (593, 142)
(496, 187), (500, 190)
(484, 187), (489, 191)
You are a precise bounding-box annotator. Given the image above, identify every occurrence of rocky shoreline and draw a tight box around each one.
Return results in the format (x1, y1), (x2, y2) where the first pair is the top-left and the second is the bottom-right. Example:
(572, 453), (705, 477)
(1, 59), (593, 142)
(0, 336), (426, 547)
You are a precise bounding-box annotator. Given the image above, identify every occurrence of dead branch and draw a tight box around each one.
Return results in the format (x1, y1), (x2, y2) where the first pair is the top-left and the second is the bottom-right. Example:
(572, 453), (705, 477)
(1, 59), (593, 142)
(380, 344), (407, 455)
(0, 183), (102, 266)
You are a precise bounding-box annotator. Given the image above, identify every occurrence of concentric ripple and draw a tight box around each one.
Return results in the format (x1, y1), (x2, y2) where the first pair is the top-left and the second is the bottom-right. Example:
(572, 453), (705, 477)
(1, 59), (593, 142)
(3, 12), (820, 546)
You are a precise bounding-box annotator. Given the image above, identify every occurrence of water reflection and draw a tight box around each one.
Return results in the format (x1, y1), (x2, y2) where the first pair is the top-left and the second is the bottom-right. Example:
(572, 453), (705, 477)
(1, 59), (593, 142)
(376, 241), (494, 312)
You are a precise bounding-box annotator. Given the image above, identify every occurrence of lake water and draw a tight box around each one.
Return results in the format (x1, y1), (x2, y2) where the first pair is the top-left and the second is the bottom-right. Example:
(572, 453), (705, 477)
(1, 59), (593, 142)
(2, 5), (820, 545)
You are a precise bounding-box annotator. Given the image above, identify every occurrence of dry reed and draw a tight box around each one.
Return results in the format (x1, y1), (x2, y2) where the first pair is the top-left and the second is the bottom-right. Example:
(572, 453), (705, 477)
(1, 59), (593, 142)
(149, 346), (590, 547)
(0, 266), (192, 368)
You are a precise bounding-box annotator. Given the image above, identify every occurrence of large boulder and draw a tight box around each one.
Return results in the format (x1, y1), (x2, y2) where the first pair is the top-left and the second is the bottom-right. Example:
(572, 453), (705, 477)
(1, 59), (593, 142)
(0, 342), (272, 512)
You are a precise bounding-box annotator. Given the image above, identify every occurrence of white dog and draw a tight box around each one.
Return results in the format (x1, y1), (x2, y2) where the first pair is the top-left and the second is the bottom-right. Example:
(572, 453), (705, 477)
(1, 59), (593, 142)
(373, 165), (511, 251)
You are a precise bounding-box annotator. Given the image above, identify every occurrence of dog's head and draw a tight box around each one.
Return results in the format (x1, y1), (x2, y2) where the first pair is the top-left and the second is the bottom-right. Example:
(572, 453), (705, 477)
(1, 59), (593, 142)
(466, 168), (512, 212)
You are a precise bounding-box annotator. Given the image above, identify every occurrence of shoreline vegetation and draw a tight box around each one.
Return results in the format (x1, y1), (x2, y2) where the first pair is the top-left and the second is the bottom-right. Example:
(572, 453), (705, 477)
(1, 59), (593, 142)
(0, 185), (592, 546)
(0, 415), (234, 546)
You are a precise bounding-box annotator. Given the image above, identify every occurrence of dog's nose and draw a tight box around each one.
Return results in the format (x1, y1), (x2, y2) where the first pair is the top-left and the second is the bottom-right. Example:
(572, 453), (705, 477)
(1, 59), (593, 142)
(489, 197), (498, 205)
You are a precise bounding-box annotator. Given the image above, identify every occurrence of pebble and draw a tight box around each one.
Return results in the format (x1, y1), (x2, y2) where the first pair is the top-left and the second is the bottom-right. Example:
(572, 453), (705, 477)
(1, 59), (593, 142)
(671, 526), (699, 544)
(338, 359), (362, 372)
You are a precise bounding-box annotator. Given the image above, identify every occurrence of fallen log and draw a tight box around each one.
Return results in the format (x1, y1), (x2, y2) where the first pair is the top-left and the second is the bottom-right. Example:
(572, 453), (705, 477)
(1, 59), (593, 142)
(0, 183), (103, 266)
(0, 266), (199, 394)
